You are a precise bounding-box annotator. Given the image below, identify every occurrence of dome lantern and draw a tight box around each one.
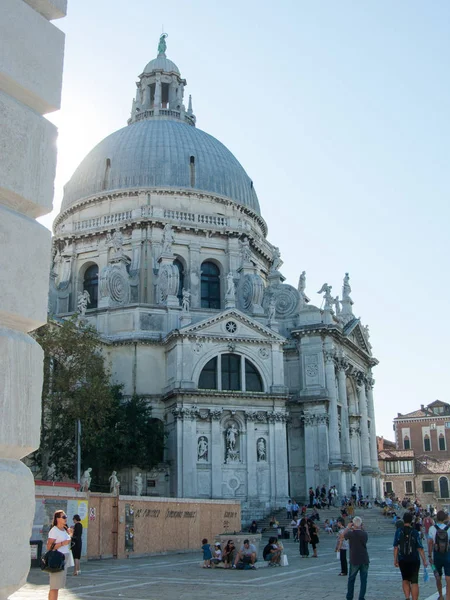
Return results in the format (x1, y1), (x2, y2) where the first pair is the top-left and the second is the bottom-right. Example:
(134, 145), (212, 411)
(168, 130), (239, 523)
(128, 34), (196, 127)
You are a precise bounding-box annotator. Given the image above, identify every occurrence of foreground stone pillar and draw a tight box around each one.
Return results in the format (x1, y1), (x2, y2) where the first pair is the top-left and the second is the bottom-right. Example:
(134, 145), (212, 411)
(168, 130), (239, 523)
(0, 1), (66, 597)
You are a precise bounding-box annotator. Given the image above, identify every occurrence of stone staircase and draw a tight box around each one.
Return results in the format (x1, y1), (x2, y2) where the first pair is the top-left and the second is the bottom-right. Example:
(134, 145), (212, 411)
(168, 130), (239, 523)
(245, 505), (396, 539)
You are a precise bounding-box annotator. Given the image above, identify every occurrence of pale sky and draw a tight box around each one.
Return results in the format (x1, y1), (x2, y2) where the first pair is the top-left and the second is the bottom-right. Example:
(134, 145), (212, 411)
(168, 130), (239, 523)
(42, 0), (450, 441)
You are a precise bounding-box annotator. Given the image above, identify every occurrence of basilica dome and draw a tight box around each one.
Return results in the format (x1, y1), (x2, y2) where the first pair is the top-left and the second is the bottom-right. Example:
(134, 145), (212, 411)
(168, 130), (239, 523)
(143, 56), (180, 75)
(61, 119), (260, 214)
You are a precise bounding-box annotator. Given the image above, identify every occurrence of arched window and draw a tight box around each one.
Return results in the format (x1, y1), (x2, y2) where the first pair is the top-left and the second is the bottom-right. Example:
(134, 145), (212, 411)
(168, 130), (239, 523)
(198, 353), (263, 392)
(222, 353), (241, 391)
(403, 436), (411, 450)
(245, 360), (263, 392)
(201, 261), (220, 309)
(439, 433), (446, 451)
(174, 259), (184, 305)
(424, 434), (431, 452)
(198, 357), (217, 390)
(440, 477), (449, 499)
(83, 265), (99, 309)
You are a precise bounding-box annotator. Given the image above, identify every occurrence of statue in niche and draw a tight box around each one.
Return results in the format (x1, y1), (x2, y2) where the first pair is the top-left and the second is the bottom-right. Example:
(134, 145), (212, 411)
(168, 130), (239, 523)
(270, 246), (283, 272)
(226, 424), (238, 450)
(109, 471), (120, 495)
(317, 283), (333, 310)
(181, 288), (191, 312)
(134, 473), (143, 496)
(226, 272), (235, 297)
(268, 296), (276, 323)
(343, 272), (352, 301)
(240, 237), (251, 263)
(257, 438), (267, 462)
(162, 224), (174, 254)
(77, 290), (90, 316)
(107, 230), (124, 259)
(225, 423), (240, 463)
(80, 467), (92, 492)
(197, 436), (208, 461)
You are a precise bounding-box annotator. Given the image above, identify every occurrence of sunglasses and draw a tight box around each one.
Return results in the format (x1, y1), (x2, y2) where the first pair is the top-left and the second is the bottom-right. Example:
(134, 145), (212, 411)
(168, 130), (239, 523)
(59, 515), (68, 519)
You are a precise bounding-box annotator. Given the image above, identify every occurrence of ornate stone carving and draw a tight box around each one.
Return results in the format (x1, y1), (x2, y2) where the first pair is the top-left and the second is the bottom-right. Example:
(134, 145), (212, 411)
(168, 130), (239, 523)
(134, 473), (143, 496)
(226, 272), (235, 297)
(263, 283), (300, 319)
(258, 347), (270, 360)
(193, 341), (203, 354)
(210, 409), (223, 421)
(305, 363), (318, 377)
(267, 296), (276, 323)
(238, 273), (264, 312)
(225, 321), (237, 334)
(244, 410), (258, 422)
(349, 425), (361, 438)
(197, 409), (210, 420)
(267, 411), (286, 423)
(99, 263), (131, 306)
(343, 272), (352, 302)
(301, 413), (329, 426)
(158, 262), (179, 303)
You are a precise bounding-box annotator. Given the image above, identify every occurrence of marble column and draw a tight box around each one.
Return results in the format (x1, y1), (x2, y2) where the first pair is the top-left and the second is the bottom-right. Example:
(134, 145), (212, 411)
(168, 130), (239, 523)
(355, 374), (372, 495)
(245, 412), (258, 503)
(272, 413), (289, 504)
(337, 360), (352, 464)
(324, 353), (341, 485)
(154, 77), (161, 114)
(181, 409), (198, 498)
(366, 377), (380, 498)
(210, 410), (223, 498)
(189, 242), (201, 308)
(303, 414), (318, 494)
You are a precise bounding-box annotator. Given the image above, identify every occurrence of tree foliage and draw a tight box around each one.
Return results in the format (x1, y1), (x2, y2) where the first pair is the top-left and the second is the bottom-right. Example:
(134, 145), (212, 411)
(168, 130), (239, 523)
(30, 318), (165, 487)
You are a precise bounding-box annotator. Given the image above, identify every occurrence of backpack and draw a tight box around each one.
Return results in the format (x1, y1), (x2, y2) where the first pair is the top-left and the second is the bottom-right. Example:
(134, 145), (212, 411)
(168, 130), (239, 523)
(398, 527), (417, 560)
(434, 524), (450, 554)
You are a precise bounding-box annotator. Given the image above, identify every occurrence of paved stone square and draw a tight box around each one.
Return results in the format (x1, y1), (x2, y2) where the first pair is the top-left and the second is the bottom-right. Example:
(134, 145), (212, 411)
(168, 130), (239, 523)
(10, 530), (443, 600)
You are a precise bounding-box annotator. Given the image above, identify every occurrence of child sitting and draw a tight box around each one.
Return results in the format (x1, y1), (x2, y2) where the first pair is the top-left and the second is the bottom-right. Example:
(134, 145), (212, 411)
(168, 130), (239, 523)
(211, 542), (222, 566)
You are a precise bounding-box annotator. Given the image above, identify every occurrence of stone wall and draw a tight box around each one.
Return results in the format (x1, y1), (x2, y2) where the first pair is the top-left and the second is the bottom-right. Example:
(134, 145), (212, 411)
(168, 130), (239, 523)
(0, 1), (66, 597)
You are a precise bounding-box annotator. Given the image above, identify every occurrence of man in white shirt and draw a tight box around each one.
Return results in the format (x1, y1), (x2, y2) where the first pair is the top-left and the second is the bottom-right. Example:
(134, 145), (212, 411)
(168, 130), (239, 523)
(234, 539), (257, 569)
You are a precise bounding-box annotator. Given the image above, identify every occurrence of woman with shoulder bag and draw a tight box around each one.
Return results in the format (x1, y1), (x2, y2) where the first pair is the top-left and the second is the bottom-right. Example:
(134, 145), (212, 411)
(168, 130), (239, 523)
(46, 510), (74, 599)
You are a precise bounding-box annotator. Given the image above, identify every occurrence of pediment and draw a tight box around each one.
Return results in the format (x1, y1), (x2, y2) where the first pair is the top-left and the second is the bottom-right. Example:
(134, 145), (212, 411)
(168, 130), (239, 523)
(176, 309), (286, 343)
(343, 318), (372, 355)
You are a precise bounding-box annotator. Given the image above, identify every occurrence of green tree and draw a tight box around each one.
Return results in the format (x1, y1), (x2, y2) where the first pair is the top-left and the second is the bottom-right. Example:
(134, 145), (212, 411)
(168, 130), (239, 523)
(30, 318), (165, 488)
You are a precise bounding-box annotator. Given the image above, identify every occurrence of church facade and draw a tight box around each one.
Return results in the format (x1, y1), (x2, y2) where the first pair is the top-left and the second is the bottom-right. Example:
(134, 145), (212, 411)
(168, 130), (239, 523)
(49, 36), (381, 517)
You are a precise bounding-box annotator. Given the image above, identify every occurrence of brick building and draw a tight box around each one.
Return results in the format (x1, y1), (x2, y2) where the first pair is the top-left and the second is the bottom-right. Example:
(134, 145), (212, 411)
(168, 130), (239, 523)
(378, 401), (450, 510)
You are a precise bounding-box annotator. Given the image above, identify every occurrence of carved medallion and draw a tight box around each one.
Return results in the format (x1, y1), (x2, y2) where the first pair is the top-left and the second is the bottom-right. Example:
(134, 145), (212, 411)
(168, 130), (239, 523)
(263, 283), (300, 319)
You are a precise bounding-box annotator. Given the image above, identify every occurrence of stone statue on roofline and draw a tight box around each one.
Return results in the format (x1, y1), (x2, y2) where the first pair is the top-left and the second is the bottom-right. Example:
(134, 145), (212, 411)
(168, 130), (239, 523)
(158, 33), (167, 56)
(134, 473), (143, 496)
(109, 470), (120, 495)
(343, 272), (352, 301)
(317, 283), (333, 311)
(298, 270), (308, 307)
(270, 246), (283, 273)
(161, 223), (174, 255)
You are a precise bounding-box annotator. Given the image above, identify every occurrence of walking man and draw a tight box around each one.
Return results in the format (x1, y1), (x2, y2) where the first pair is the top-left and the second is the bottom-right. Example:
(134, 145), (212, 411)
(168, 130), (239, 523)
(393, 512), (428, 600)
(343, 516), (369, 600)
(428, 510), (450, 600)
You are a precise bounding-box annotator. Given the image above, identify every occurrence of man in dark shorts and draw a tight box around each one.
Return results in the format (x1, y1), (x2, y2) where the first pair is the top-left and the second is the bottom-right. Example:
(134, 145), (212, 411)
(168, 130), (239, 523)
(393, 512), (427, 600)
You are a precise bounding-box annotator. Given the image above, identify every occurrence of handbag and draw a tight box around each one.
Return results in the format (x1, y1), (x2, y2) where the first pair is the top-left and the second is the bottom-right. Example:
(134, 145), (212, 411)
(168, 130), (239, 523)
(41, 542), (66, 573)
(281, 554), (289, 567)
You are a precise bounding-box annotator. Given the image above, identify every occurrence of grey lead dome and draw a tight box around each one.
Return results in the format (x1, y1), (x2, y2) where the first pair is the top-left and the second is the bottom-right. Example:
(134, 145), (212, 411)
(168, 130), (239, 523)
(61, 119), (260, 215)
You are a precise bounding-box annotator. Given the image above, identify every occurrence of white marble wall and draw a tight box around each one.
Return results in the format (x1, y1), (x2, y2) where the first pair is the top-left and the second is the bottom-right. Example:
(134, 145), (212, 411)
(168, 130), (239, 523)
(0, 1), (66, 597)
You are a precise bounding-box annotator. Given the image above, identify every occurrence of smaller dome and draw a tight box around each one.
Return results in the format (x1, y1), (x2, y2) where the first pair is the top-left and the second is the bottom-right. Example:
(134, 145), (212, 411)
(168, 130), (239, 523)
(143, 55), (180, 75)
